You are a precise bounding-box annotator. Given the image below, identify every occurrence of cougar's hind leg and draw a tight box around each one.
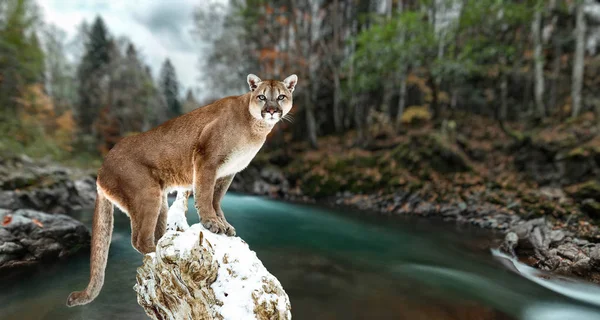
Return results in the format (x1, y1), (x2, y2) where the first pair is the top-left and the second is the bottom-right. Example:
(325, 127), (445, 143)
(129, 187), (162, 254)
(154, 193), (168, 244)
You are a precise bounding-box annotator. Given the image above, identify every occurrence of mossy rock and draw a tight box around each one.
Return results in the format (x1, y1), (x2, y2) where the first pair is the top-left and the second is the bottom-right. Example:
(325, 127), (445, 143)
(0, 171), (40, 190)
(300, 174), (342, 198)
(390, 134), (472, 173)
(565, 180), (600, 201)
(564, 147), (592, 160)
(581, 199), (600, 219)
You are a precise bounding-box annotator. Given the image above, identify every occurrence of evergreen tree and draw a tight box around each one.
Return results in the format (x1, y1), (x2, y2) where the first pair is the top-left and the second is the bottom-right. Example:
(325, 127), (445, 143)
(76, 16), (111, 135)
(159, 58), (181, 119)
(0, 0), (44, 112)
(182, 88), (199, 113)
(43, 24), (75, 114)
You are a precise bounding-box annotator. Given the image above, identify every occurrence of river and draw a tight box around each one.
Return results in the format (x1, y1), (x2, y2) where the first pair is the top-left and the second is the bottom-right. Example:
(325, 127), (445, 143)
(2, 193), (600, 320)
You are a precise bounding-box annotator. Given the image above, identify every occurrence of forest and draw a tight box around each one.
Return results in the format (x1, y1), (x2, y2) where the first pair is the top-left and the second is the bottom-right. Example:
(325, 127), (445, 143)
(0, 0), (193, 162)
(196, 0), (594, 149)
(1, 0), (596, 160)
(2, 0), (600, 319)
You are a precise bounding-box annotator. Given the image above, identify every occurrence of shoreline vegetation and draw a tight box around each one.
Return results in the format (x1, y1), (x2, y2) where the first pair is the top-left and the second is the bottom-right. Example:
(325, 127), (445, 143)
(232, 111), (600, 283)
(1, 111), (600, 282)
(3, 1), (600, 317)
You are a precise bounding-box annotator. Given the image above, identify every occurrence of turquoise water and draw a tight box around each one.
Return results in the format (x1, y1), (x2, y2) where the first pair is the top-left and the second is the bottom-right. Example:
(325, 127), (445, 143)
(2, 193), (600, 319)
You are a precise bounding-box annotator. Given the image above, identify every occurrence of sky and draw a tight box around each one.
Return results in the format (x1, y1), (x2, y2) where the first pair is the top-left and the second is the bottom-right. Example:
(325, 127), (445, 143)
(37, 0), (203, 96)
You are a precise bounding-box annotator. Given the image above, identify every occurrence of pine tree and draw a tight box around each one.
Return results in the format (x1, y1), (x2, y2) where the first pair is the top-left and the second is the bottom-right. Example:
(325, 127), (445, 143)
(76, 16), (111, 135)
(0, 0), (44, 111)
(182, 89), (199, 113)
(43, 24), (75, 114)
(159, 58), (181, 119)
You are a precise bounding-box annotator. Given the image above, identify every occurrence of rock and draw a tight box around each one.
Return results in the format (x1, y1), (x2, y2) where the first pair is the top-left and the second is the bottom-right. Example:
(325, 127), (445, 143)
(0, 208), (90, 270)
(134, 194), (291, 320)
(501, 232), (519, 257)
(565, 180), (600, 201)
(231, 164), (289, 199)
(510, 218), (546, 250)
(590, 246), (600, 270)
(0, 156), (96, 214)
(539, 187), (568, 203)
(530, 226), (547, 251)
(581, 198), (600, 218)
(549, 229), (566, 244)
(557, 243), (581, 261)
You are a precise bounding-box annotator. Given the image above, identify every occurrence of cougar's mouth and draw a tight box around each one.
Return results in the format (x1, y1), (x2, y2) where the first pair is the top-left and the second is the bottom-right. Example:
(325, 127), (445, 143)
(261, 109), (282, 124)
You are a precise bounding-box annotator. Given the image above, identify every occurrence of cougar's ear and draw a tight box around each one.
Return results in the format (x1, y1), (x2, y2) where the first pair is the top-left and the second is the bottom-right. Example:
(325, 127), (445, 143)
(247, 74), (262, 92)
(283, 74), (298, 93)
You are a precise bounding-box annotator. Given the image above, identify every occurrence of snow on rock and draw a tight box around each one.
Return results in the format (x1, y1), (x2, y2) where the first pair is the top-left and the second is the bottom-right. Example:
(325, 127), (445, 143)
(134, 192), (292, 320)
(165, 189), (191, 232)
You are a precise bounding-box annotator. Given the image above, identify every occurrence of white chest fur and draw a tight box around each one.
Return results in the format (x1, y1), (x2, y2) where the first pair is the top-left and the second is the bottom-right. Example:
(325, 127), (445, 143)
(217, 145), (262, 178)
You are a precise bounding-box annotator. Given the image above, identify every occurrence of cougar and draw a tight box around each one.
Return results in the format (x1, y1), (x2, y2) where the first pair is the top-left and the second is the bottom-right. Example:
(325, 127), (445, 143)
(66, 74), (297, 307)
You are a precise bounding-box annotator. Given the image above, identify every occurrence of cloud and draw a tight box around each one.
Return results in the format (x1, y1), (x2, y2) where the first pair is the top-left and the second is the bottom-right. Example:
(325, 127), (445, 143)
(37, 0), (201, 96)
(131, 2), (196, 52)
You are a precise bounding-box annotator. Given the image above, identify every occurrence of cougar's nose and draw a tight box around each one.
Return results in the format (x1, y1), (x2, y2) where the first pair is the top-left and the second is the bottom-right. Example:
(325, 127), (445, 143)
(266, 106), (277, 115)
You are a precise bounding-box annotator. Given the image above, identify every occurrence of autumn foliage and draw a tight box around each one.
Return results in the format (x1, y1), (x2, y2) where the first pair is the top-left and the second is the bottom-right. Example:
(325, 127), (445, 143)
(14, 84), (76, 153)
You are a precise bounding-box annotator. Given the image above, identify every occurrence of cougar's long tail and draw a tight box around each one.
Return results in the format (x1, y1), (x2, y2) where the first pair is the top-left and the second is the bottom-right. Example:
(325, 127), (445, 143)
(66, 188), (114, 307)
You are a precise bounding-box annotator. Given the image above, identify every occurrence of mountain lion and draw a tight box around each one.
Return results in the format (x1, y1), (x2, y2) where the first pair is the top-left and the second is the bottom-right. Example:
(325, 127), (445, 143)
(67, 74), (298, 307)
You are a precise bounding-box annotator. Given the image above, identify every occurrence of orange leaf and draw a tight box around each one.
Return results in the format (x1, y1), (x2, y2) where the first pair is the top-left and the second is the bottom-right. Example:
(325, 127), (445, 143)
(2, 215), (12, 226)
(265, 5), (274, 15)
(32, 218), (44, 228)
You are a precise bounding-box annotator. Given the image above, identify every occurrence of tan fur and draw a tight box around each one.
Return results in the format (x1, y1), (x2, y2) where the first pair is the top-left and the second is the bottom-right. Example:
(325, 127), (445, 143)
(66, 74), (297, 307)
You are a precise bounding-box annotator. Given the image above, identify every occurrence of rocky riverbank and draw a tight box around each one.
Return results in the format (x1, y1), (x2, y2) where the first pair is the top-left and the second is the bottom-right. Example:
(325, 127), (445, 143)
(0, 154), (95, 273)
(232, 113), (600, 283)
(232, 167), (600, 283)
(1, 113), (599, 282)
(0, 208), (90, 272)
(0, 154), (96, 214)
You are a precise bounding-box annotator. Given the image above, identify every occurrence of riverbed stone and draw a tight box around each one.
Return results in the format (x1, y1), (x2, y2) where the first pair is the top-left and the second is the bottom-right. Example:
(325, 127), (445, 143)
(0, 209), (90, 270)
(0, 155), (96, 214)
(549, 229), (566, 244)
(557, 243), (580, 261)
(572, 258), (592, 276)
(590, 246), (600, 270)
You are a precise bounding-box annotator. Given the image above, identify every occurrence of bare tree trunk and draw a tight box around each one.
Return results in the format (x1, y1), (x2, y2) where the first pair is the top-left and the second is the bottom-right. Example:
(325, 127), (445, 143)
(306, 1), (319, 149)
(394, 0), (407, 129)
(380, 0), (394, 116)
(333, 69), (342, 132)
(428, 71), (441, 120)
(381, 80), (393, 116)
(347, 50), (357, 131)
(500, 57), (508, 121)
(551, 31), (561, 113)
(572, 0), (586, 118)
(354, 99), (364, 143)
(305, 85), (318, 149)
(532, 4), (546, 118)
(332, 0), (343, 133)
(395, 71), (407, 129)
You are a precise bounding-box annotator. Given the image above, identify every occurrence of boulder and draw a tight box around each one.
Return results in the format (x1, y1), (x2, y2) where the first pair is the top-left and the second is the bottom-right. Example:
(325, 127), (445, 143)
(0, 157), (96, 214)
(0, 208), (90, 270)
(134, 193), (291, 320)
(503, 215), (600, 280)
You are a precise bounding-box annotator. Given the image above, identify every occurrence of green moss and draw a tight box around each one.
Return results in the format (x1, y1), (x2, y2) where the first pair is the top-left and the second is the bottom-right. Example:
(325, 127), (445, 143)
(581, 199), (600, 219)
(565, 147), (591, 159)
(300, 174), (342, 198)
(566, 180), (600, 201)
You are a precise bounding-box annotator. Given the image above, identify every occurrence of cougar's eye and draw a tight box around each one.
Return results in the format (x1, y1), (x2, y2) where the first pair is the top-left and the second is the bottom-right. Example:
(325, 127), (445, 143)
(258, 95), (266, 101)
(277, 95), (286, 101)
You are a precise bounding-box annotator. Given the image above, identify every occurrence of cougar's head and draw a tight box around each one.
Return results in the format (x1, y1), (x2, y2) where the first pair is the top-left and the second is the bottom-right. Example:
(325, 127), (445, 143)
(247, 74), (297, 126)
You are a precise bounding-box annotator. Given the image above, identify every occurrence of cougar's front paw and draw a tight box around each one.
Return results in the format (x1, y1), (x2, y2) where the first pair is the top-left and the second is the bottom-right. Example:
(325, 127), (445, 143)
(201, 216), (228, 234)
(221, 218), (236, 236)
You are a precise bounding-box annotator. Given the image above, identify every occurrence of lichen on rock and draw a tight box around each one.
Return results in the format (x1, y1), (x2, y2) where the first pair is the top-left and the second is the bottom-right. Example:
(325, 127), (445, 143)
(134, 193), (291, 320)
